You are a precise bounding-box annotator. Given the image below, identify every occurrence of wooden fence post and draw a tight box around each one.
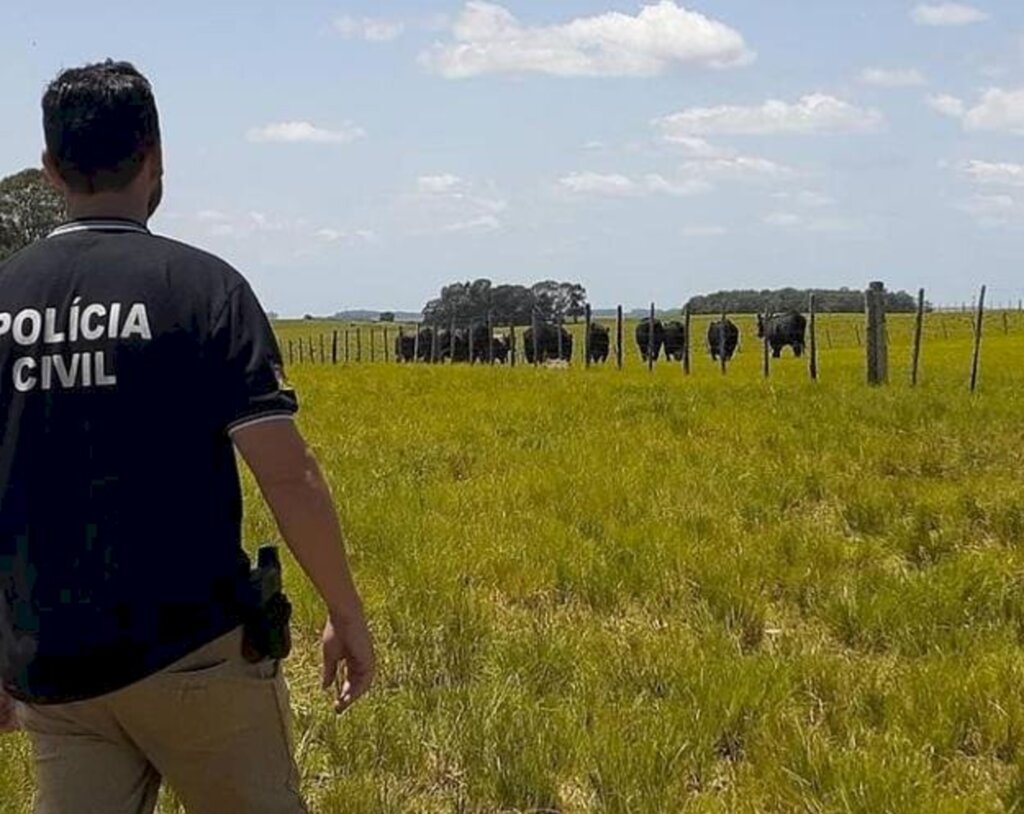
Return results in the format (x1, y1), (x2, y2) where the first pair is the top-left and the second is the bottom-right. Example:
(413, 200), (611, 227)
(487, 313), (494, 365)
(809, 294), (818, 381)
(344, 330), (350, 364)
(719, 307), (728, 375)
(648, 302), (656, 373)
(288, 339), (294, 366)
(413, 325), (421, 363)
(911, 288), (925, 387)
(308, 336), (315, 364)
(449, 319), (456, 363)
(557, 315), (564, 363)
(298, 338), (305, 364)
(356, 328), (362, 364)
(584, 305), (593, 369)
(510, 324), (517, 368)
(866, 281), (888, 386)
(319, 334), (325, 364)
(332, 331), (338, 364)
(970, 285), (987, 393)
(431, 324), (439, 363)
(683, 305), (691, 376)
(762, 311), (770, 379)
(369, 328), (376, 363)
(616, 306), (624, 370)
(531, 313), (539, 366)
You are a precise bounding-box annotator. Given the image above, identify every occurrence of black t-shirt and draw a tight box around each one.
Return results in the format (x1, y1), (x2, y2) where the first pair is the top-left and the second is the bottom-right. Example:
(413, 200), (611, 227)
(0, 217), (298, 704)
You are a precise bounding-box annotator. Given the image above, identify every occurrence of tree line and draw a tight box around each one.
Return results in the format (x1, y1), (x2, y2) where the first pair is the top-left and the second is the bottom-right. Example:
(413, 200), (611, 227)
(422, 279), (588, 326)
(685, 287), (926, 315)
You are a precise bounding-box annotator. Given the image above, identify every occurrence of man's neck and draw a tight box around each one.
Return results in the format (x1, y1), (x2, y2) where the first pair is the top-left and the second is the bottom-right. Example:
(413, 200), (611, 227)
(65, 195), (149, 225)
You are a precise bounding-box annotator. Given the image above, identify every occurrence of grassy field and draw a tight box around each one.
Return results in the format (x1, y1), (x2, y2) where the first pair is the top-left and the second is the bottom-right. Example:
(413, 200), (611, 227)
(3, 311), (1024, 812)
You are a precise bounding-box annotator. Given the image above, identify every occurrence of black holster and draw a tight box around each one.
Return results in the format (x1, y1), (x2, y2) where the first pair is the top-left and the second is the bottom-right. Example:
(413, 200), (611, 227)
(241, 545), (293, 663)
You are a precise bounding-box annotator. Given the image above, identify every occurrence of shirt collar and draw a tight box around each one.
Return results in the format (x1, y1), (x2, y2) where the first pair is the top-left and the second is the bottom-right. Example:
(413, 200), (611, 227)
(48, 217), (151, 238)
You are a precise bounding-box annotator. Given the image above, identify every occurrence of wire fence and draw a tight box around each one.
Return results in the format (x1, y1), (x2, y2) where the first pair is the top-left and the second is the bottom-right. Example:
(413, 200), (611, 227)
(275, 285), (1024, 391)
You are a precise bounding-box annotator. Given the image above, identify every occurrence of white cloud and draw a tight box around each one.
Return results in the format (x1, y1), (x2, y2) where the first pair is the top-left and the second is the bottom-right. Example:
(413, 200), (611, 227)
(421, 1), (754, 78)
(681, 156), (790, 178)
(334, 15), (406, 42)
(927, 93), (967, 118)
(400, 175), (507, 236)
(762, 211), (864, 234)
(956, 193), (1019, 227)
(440, 214), (502, 233)
(196, 209), (229, 222)
(860, 67), (927, 87)
(763, 212), (803, 227)
(962, 88), (1024, 134)
(558, 171), (713, 198)
(661, 135), (790, 181)
(948, 159), (1024, 227)
(958, 159), (1024, 187)
(930, 88), (1024, 134)
(664, 135), (734, 157)
(315, 228), (379, 244)
(772, 190), (836, 207)
(643, 174), (714, 196)
(417, 174), (466, 194)
(682, 225), (727, 237)
(655, 93), (884, 137)
(246, 121), (366, 145)
(559, 172), (638, 196)
(911, 3), (989, 26)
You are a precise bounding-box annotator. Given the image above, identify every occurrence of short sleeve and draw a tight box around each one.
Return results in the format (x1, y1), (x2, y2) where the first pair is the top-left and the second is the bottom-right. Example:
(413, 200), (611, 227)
(209, 282), (298, 434)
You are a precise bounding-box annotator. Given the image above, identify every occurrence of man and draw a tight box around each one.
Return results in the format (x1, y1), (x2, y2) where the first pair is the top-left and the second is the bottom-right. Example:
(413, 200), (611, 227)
(0, 60), (375, 813)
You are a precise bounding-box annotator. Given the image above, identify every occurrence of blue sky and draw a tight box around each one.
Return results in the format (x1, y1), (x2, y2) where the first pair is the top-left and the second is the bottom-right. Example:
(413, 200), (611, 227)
(3, 1), (1024, 314)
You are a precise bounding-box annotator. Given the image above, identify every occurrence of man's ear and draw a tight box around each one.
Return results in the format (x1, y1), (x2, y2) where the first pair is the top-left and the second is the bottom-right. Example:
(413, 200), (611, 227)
(148, 143), (164, 181)
(41, 151), (67, 193)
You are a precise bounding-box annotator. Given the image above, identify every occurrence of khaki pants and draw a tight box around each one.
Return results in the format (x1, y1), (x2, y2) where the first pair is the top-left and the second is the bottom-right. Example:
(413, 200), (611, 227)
(15, 626), (308, 814)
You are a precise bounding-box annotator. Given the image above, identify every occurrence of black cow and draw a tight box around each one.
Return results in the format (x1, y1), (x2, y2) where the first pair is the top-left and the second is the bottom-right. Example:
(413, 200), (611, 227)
(636, 318), (665, 362)
(395, 332), (416, 362)
(663, 321), (686, 361)
(524, 323), (573, 363)
(588, 323), (610, 363)
(757, 311), (807, 358)
(491, 336), (510, 364)
(467, 324), (494, 363)
(707, 319), (739, 361)
(414, 327), (438, 362)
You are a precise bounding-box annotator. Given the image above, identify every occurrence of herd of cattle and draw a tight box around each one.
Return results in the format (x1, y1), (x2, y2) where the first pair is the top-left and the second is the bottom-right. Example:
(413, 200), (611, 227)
(394, 311), (808, 364)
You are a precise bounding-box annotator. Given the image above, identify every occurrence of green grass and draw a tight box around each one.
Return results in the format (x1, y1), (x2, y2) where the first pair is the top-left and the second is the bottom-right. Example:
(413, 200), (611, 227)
(3, 313), (1024, 812)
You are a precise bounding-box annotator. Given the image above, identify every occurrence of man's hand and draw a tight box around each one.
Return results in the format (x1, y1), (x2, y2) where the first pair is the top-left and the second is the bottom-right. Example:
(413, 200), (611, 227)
(0, 686), (20, 734)
(321, 614), (375, 714)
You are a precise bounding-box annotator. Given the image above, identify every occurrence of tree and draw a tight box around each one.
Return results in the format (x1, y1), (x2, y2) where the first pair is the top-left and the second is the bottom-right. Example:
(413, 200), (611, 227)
(0, 169), (66, 262)
(562, 283), (588, 322)
(421, 279), (588, 326)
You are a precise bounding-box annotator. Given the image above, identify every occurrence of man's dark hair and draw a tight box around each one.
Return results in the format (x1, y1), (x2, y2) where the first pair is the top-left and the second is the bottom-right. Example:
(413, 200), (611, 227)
(42, 60), (160, 194)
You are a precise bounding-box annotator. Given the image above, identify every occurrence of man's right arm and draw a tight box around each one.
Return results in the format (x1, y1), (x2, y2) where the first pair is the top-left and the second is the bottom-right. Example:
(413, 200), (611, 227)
(232, 418), (375, 713)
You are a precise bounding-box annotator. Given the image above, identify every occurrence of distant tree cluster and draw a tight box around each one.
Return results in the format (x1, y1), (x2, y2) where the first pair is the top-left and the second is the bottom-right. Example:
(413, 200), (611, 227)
(0, 169), (66, 262)
(422, 279), (588, 326)
(686, 287), (926, 315)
